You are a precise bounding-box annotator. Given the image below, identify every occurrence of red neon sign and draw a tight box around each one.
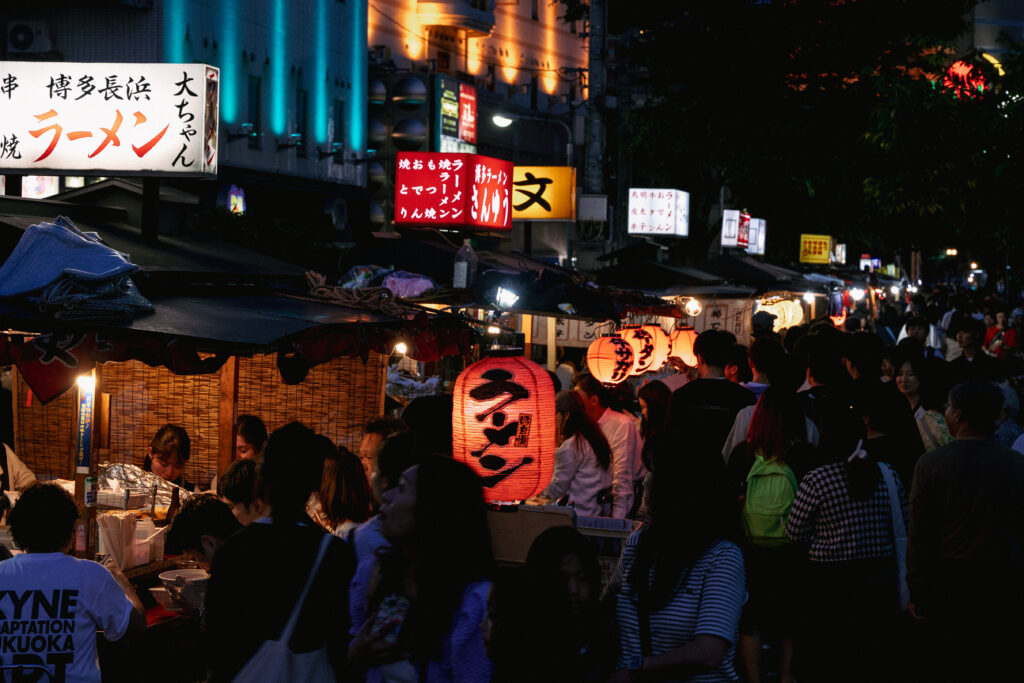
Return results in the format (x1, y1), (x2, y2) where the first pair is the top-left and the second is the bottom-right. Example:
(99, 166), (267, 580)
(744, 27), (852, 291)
(394, 152), (513, 230)
(458, 84), (477, 144)
(737, 211), (751, 248)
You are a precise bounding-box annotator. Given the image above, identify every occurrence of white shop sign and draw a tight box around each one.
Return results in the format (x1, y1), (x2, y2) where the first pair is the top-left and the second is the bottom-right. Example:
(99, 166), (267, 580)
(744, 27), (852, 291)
(0, 61), (219, 177)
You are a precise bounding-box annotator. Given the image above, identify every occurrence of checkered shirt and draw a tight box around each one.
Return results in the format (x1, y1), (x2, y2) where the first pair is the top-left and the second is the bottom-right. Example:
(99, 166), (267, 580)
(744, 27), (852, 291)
(786, 462), (909, 562)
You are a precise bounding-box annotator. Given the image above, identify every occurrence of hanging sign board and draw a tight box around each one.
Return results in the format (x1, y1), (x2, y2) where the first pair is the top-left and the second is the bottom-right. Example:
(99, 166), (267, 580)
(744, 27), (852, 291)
(800, 234), (833, 264)
(0, 61), (219, 177)
(746, 218), (766, 255)
(627, 188), (689, 236)
(394, 151), (513, 229)
(737, 211), (751, 248)
(512, 166), (576, 220)
(722, 209), (740, 247)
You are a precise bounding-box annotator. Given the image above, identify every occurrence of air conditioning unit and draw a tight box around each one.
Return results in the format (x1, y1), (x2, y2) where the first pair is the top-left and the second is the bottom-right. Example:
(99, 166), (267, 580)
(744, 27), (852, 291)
(370, 44), (391, 62)
(7, 21), (54, 55)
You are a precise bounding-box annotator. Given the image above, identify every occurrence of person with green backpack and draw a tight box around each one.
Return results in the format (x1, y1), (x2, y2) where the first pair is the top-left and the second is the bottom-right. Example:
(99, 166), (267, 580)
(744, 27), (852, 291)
(727, 387), (815, 683)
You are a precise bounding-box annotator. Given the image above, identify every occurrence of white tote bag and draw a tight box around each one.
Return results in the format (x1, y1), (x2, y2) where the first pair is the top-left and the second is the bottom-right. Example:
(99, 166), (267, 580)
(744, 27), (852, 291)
(232, 534), (337, 682)
(878, 463), (910, 613)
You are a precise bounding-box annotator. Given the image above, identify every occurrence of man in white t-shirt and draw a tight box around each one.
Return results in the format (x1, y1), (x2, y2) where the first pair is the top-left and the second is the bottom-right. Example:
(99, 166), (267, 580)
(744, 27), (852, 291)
(0, 483), (145, 682)
(574, 373), (644, 518)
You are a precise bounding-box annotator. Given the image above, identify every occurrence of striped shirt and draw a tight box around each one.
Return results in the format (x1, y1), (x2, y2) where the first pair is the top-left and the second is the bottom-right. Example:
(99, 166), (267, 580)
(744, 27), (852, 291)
(786, 462), (908, 562)
(616, 532), (745, 682)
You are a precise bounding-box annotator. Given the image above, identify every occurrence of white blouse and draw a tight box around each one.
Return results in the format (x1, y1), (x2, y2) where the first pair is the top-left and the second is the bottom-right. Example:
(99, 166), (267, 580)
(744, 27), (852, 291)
(538, 435), (614, 517)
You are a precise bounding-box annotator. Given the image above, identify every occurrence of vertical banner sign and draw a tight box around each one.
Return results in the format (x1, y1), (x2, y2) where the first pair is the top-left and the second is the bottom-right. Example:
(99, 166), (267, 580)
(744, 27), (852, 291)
(800, 234), (833, 264)
(395, 152), (513, 229)
(439, 79), (460, 143)
(756, 219), (767, 255)
(0, 61), (219, 177)
(512, 166), (576, 220)
(722, 209), (740, 247)
(737, 211), (751, 248)
(76, 380), (95, 474)
(746, 219), (760, 255)
(458, 84), (477, 144)
(627, 188), (690, 236)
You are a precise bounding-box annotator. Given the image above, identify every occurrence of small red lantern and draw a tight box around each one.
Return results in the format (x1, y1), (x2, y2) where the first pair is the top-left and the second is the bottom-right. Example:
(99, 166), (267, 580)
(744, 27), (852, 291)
(586, 336), (635, 385)
(642, 325), (671, 372)
(830, 308), (847, 328)
(452, 354), (556, 504)
(618, 326), (656, 375)
(669, 327), (698, 367)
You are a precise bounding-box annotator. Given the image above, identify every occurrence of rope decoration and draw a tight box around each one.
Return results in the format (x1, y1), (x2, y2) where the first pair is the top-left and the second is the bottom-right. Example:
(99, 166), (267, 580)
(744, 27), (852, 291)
(303, 271), (412, 318)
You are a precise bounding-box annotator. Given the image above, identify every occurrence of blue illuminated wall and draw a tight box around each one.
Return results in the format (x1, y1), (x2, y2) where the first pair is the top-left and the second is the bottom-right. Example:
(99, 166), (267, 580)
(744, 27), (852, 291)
(161, 0), (367, 179)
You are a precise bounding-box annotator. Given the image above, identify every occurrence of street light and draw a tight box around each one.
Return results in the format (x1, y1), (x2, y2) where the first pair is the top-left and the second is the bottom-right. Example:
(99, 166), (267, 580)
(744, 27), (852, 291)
(491, 113), (573, 167)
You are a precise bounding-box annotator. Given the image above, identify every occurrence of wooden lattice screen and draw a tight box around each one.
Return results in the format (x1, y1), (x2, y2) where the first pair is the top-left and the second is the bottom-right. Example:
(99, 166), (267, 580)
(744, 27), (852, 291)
(12, 351), (388, 488)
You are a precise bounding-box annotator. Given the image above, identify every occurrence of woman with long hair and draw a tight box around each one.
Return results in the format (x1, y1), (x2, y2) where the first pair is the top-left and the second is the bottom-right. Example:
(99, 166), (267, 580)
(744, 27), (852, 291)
(726, 387), (815, 683)
(319, 445), (374, 538)
(610, 433), (745, 682)
(487, 527), (616, 683)
(786, 383), (909, 683)
(528, 391), (613, 517)
(638, 380), (672, 468)
(349, 456), (494, 681)
(894, 351), (953, 453)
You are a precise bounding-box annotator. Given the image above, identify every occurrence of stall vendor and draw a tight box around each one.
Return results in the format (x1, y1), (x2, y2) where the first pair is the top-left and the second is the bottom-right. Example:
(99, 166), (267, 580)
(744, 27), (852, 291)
(1, 441), (37, 495)
(143, 424), (196, 491)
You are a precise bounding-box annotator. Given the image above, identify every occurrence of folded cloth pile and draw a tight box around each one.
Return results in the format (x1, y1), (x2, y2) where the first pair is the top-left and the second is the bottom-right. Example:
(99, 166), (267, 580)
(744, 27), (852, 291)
(0, 216), (153, 321)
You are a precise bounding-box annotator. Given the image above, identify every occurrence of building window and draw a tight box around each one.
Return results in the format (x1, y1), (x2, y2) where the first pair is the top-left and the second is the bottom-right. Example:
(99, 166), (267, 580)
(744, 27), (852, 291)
(486, 64), (496, 92)
(531, 0), (539, 21)
(570, 19), (577, 34)
(296, 88), (308, 157)
(332, 98), (345, 153)
(248, 76), (262, 149)
(530, 75), (538, 110)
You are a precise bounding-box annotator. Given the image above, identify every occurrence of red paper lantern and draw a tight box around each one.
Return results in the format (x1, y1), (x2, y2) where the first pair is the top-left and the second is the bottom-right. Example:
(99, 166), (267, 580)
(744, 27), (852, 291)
(618, 326), (656, 375)
(452, 355), (556, 504)
(642, 325), (671, 372)
(587, 336), (635, 385)
(669, 327), (698, 367)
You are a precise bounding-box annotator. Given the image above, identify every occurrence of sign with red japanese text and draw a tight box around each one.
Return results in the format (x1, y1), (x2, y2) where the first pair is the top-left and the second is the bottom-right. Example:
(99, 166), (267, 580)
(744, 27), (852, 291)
(737, 211), (751, 248)
(512, 166), (576, 220)
(627, 188), (689, 236)
(0, 61), (218, 178)
(746, 218), (766, 255)
(394, 152), (513, 230)
(722, 209), (740, 247)
(800, 234), (833, 264)
(459, 84), (477, 144)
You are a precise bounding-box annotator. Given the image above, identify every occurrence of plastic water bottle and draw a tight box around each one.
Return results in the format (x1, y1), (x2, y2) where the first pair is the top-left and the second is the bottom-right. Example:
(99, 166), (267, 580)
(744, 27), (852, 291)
(453, 239), (478, 289)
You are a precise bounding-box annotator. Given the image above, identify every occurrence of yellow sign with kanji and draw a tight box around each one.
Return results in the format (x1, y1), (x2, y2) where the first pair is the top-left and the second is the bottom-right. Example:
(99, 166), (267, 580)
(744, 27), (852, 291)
(799, 234), (833, 264)
(511, 166), (576, 220)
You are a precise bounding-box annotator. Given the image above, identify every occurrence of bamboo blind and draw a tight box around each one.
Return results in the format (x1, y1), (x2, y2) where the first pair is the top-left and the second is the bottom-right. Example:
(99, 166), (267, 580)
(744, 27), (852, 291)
(11, 351), (388, 486)
(236, 352), (387, 454)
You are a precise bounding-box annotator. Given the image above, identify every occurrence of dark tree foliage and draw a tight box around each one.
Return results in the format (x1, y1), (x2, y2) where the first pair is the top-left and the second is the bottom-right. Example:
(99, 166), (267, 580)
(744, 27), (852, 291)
(564, 0), (978, 264)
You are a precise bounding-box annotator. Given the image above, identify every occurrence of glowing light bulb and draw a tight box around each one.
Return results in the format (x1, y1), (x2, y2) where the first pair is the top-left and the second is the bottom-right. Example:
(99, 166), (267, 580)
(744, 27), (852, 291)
(803, 292), (815, 304)
(850, 288), (866, 302)
(394, 342), (408, 355)
(684, 298), (702, 317)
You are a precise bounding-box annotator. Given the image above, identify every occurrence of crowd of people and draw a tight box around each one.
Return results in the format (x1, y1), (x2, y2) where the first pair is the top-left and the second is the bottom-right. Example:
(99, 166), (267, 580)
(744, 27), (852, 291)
(1, 287), (1023, 682)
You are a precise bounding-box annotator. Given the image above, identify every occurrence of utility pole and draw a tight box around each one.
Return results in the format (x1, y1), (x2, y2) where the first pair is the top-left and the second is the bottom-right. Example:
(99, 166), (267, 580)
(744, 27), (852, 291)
(585, 0), (607, 199)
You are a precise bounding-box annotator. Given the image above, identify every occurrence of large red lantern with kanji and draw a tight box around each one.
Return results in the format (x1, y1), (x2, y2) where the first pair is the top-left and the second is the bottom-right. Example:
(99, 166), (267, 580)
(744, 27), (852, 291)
(452, 354), (556, 504)
(669, 327), (698, 367)
(587, 336), (635, 385)
(642, 325), (671, 372)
